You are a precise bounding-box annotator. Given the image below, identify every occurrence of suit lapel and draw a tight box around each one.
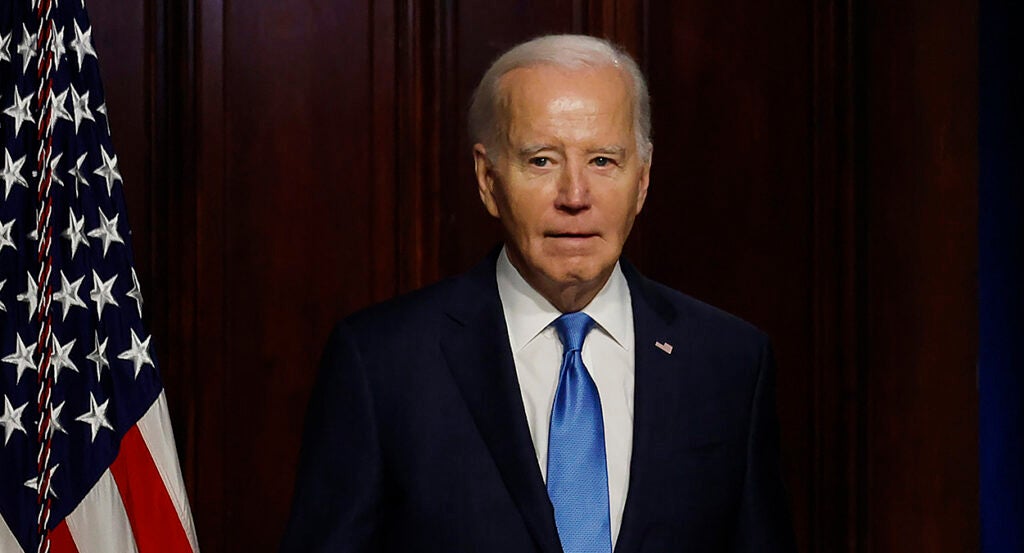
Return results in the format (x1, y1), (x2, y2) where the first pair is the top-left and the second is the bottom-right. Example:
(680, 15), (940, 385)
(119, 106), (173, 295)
(614, 261), (683, 553)
(439, 254), (563, 553)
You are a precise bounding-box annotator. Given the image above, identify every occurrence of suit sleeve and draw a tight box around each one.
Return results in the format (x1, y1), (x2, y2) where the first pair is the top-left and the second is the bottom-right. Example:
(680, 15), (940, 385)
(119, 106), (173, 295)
(280, 322), (382, 552)
(732, 340), (798, 553)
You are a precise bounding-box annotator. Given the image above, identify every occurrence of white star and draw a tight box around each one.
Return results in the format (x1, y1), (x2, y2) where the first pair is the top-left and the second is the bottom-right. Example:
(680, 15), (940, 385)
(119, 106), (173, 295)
(70, 84), (95, 132)
(87, 333), (109, 380)
(0, 31), (12, 64)
(76, 393), (114, 442)
(48, 152), (66, 189)
(127, 268), (144, 317)
(24, 463), (60, 499)
(69, 152), (89, 196)
(47, 401), (68, 437)
(69, 20), (96, 69)
(49, 88), (74, 129)
(50, 335), (79, 383)
(61, 208), (88, 259)
(16, 24), (37, 74)
(1, 148), (29, 200)
(52, 270), (87, 321)
(2, 334), (37, 384)
(118, 329), (154, 378)
(97, 102), (111, 134)
(3, 87), (36, 136)
(49, 25), (67, 71)
(93, 146), (122, 195)
(16, 272), (38, 318)
(89, 270), (119, 319)
(0, 218), (15, 254)
(0, 279), (5, 313)
(0, 396), (28, 446)
(88, 208), (124, 257)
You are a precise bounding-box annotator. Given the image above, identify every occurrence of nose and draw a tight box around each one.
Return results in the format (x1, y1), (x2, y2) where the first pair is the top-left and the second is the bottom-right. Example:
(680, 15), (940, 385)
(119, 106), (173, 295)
(554, 161), (591, 213)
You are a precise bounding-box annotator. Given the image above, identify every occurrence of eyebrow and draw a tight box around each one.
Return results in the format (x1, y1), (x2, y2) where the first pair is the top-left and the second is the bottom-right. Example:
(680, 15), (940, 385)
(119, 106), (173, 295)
(517, 144), (557, 158)
(587, 146), (627, 157)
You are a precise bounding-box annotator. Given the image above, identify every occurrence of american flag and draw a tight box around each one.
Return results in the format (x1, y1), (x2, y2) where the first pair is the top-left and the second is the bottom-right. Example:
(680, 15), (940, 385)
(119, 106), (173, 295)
(0, 1), (197, 551)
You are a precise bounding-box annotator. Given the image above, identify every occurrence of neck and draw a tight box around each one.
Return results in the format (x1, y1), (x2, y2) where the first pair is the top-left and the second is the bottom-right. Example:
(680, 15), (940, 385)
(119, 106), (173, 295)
(505, 251), (612, 313)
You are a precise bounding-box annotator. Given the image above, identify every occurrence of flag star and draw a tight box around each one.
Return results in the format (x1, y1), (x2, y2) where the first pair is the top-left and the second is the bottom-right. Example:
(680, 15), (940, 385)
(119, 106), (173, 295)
(127, 268), (144, 317)
(87, 333), (109, 380)
(0, 218), (15, 254)
(118, 329), (154, 378)
(62, 208), (89, 259)
(0, 31), (12, 63)
(2, 334), (37, 384)
(24, 463), (60, 499)
(69, 152), (89, 196)
(93, 146), (122, 195)
(16, 272), (38, 318)
(48, 152), (66, 188)
(97, 102), (111, 134)
(2, 148), (29, 200)
(16, 24), (37, 74)
(48, 401), (68, 437)
(0, 396), (28, 446)
(53, 270), (87, 321)
(76, 393), (114, 442)
(69, 20), (97, 69)
(4, 87), (35, 136)
(70, 84), (95, 132)
(50, 88), (74, 129)
(88, 209), (124, 257)
(49, 25), (67, 71)
(50, 335), (79, 383)
(90, 270), (119, 319)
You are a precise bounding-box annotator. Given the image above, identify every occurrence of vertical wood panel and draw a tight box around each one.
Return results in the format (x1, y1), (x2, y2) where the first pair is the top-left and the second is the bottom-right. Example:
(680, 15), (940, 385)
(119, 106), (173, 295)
(865, 1), (979, 550)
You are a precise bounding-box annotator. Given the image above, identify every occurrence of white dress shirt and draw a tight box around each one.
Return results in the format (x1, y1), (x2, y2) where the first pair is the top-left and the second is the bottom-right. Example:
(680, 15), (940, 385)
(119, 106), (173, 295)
(495, 247), (635, 546)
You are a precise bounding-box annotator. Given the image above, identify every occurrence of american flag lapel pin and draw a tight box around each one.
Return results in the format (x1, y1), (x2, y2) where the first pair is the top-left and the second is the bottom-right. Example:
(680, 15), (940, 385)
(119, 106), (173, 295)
(655, 341), (673, 355)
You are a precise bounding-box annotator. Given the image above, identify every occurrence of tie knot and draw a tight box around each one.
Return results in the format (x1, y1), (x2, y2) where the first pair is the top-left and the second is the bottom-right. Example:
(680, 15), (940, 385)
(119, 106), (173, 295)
(552, 311), (595, 353)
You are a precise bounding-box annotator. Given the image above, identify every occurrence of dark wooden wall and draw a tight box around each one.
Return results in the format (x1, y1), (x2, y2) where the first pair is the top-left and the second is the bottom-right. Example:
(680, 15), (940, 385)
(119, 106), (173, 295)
(86, 0), (978, 551)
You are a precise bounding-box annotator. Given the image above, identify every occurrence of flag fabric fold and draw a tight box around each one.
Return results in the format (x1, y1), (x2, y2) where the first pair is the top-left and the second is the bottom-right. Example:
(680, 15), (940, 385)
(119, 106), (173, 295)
(0, 1), (197, 551)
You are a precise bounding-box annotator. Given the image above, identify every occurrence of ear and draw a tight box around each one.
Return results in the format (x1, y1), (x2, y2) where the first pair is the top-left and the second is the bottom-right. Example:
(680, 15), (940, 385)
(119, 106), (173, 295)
(473, 144), (501, 218)
(635, 146), (652, 214)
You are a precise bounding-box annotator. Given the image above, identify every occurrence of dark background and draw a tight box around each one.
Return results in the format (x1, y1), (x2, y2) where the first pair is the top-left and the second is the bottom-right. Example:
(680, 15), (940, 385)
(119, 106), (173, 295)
(86, 0), (978, 551)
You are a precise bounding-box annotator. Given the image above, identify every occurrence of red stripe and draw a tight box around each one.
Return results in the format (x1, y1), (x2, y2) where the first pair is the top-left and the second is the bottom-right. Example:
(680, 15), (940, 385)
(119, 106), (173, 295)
(48, 520), (80, 553)
(109, 426), (193, 553)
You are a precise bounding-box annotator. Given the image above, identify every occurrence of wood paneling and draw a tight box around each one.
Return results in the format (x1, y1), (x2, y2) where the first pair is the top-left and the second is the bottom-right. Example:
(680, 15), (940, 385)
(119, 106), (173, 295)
(85, 0), (979, 550)
(864, 0), (979, 549)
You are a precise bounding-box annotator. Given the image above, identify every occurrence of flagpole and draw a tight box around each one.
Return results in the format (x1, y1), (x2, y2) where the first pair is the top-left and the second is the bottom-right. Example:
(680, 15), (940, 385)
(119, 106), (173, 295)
(30, 1), (58, 551)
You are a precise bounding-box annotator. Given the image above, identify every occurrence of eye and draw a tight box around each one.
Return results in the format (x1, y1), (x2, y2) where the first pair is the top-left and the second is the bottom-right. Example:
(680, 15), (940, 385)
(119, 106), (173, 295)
(592, 156), (615, 167)
(528, 157), (550, 167)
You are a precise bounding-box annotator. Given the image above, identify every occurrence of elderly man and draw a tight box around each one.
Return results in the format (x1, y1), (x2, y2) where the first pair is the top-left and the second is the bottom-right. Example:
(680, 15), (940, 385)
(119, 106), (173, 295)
(282, 34), (795, 553)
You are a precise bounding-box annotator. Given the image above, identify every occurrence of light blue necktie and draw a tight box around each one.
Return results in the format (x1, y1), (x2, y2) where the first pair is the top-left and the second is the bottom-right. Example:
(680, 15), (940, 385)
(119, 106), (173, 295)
(547, 312), (612, 553)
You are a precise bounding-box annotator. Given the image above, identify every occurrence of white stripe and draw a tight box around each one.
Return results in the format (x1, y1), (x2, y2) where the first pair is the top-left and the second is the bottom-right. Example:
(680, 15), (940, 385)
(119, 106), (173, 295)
(65, 469), (139, 553)
(137, 392), (199, 552)
(0, 512), (25, 553)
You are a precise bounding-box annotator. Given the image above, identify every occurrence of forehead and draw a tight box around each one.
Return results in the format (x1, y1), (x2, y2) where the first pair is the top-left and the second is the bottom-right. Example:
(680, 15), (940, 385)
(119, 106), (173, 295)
(497, 64), (634, 139)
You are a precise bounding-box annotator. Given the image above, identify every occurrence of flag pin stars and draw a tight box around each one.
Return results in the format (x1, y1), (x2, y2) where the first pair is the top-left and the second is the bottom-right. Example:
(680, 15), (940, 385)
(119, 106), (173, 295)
(655, 341), (673, 355)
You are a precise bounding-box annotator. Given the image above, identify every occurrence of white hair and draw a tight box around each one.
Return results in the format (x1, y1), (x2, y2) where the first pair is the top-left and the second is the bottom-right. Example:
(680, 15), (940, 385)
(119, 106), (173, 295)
(468, 34), (653, 163)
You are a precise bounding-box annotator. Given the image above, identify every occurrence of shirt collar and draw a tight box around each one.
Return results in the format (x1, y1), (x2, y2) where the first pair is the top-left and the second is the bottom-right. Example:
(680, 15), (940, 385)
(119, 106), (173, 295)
(495, 246), (633, 352)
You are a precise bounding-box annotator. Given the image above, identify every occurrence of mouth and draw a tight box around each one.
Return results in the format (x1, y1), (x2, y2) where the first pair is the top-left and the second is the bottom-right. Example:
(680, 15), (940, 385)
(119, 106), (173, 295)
(545, 232), (599, 239)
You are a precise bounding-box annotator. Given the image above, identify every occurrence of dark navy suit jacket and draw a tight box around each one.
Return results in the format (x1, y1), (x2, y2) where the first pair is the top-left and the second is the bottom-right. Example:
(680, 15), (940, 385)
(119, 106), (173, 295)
(281, 251), (796, 552)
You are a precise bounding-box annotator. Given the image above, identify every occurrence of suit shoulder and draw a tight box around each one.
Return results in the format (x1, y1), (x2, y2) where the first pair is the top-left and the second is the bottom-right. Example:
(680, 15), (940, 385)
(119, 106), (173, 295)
(642, 277), (770, 349)
(333, 276), (456, 344)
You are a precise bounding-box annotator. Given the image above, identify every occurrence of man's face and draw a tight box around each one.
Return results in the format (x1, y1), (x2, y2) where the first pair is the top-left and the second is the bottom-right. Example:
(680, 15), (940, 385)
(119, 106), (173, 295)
(474, 64), (651, 303)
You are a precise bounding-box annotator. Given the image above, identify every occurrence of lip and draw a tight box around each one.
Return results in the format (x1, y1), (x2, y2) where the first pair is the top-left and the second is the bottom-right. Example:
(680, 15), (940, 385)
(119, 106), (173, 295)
(544, 232), (599, 239)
